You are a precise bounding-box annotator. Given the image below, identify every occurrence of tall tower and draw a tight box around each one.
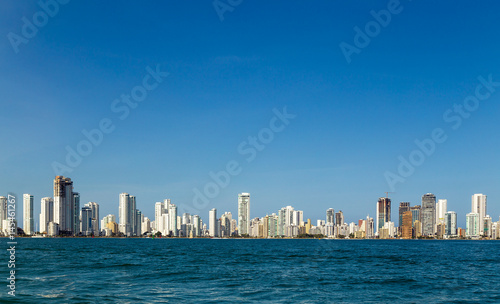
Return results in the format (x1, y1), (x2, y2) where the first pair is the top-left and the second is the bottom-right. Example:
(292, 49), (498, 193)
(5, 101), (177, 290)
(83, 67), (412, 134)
(436, 199), (447, 226)
(376, 197), (391, 234)
(72, 192), (80, 235)
(209, 208), (217, 237)
(326, 208), (335, 225)
(53, 176), (75, 234)
(118, 193), (131, 236)
(466, 212), (479, 238)
(445, 211), (457, 236)
(0, 196), (7, 224)
(85, 202), (99, 235)
(39, 197), (54, 234)
(238, 193), (250, 236)
(471, 194), (487, 236)
(421, 193), (436, 236)
(168, 203), (178, 236)
(23, 194), (34, 235)
(80, 206), (92, 235)
(335, 210), (344, 226)
(398, 202), (410, 229)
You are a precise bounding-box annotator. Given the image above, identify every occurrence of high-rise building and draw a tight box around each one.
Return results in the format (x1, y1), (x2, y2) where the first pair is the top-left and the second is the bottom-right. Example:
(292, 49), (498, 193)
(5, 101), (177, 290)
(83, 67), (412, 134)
(410, 205), (421, 227)
(421, 193), (436, 236)
(402, 210), (413, 239)
(238, 193), (250, 235)
(471, 194), (487, 236)
(365, 216), (374, 238)
(154, 202), (164, 232)
(220, 212), (232, 237)
(0, 196), (7, 228)
(335, 211), (344, 227)
(118, 193), (134, 236)
(136, 209), (142, 236)
(466, 212), (480, 238)
(23, 194), (34, 235)
(39, 197), (54, 234)
(53, 176), (77, 235)
(398, 202), (410, 229)
(444, 211), (457, 237)
(101, 214), (116, 233)
(484, 215), (492, 238)
(326, 208), (335, 225)
(436, 199), (447, 227)
(72, 192), (80, 235)
(80, 206), (92, 235)
(278, 207), (286, 236)
(414, 220), (422, 237)
(209, 208), (218, 237)
(85, 202), (99, 235)
(376, 197), (391, 234)
(168, 203), (178, 236)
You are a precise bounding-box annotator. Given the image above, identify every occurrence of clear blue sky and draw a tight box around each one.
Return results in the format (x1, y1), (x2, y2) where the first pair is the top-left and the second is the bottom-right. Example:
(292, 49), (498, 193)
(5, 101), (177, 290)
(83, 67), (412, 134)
(1, 1), (499, 228)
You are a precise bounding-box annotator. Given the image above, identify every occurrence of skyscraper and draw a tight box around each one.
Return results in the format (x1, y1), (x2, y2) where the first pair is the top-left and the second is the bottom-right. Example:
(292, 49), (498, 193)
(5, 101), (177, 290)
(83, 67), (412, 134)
(155, 202), (164, 232)
(402, 210), (413, 239)
(39, 197), (54, 234)
(167, 203), (178, 236)
(471, 194), (487, 236)
(466, 212), (479, 238)
(410, 205), (421, 227)
(23, 194), (34, 235)
(238, 193), (250, 236)
(398, 202), (410, 229)
(53, 176), (77, 235)
(0, 196), (7, 226)
(326, 208), (335, 225)
(421, 193), (436, 236)
(209, 208), (218, 237)
(119, 193), (133, 236)
(72, 192), (80, 235)
(335, 210), (344, 227)
(80, 206), (92, 235)
(376, 197), (391, 234)
(436, 199), (447, 226)
(85, 202), (100, 235)
(445, 211), (457, 237)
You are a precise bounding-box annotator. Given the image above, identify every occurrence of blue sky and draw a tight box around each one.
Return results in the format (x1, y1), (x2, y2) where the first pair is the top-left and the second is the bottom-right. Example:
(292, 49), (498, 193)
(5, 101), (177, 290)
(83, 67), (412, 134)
(1, 0), (499, 228)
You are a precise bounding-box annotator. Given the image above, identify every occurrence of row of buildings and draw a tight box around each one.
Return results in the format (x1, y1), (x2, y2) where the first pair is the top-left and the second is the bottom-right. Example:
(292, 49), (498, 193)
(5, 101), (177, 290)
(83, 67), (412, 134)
(1, 176), (498, 239)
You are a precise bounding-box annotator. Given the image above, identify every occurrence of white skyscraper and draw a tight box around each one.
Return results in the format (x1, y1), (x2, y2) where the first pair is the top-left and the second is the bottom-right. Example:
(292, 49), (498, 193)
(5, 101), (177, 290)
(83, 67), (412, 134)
(119, 193), (132, 236)
(466, 212), (480, 238)
(168, 203), (178, 236)
(39, 197), (54, 234)
(209, 208), (217, 237)
(154, 202), (164, 232)
(436, 199), (447, 226)
(23, 194), (34, 235)
(471, 194), (487, 236)
(238, 193), (250, 236)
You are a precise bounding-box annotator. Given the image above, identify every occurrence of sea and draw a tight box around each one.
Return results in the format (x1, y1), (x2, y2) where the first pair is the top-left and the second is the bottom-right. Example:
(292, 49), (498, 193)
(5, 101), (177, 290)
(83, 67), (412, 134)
(1, 238), (500, 303)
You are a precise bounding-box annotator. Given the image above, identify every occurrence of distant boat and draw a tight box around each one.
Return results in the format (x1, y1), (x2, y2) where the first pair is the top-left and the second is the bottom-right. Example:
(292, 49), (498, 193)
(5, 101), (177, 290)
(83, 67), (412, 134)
(31, 234), (45, 238)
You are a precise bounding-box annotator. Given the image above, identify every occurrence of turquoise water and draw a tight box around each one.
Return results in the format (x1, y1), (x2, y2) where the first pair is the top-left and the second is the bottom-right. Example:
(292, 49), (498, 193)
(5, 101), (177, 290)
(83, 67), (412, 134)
(1, 239), (500, 303)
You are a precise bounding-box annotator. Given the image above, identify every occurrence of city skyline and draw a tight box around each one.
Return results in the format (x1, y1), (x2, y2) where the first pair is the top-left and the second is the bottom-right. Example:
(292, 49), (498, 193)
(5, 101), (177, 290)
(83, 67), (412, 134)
(3, 175), (498, 238)
(2, 2), (500, 233)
